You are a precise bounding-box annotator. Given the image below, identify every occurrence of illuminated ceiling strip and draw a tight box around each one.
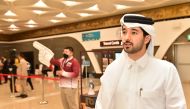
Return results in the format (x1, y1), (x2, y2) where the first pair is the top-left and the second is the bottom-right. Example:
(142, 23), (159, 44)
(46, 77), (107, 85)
(9, 28), (20, 31)
(25, 25), (37, 28)
(8, 24), (19, 28)
(4, 0), (16, 2)
(4, 10), (17, 16)
(62, 1), (81, 6)
(49, 19), (62, 23)
(33, 10), (47, 15)
(32, 0), (49, 8)
(86, 4), (99, 11)
(55, 13), (66, 18)
(2, 18), (18, 22)
(115, 4), (130, 10)
(26, 19), (37, 25)
(78, 13), (92, 17)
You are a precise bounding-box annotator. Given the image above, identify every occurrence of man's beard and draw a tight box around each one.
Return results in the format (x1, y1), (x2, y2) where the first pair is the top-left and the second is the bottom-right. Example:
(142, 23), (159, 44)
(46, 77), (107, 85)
(123, 40), (144, 54)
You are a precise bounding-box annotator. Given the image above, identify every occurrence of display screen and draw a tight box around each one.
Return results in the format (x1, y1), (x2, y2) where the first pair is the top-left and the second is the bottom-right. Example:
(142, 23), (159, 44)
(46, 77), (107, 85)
(115, 52), (121, 59)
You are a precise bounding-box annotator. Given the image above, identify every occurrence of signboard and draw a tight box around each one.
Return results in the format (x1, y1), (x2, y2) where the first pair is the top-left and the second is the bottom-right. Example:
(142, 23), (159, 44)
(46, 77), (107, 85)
(82, 31), (100, 41)
(100, 40), (122, 47)
(82, 60), (90, 66)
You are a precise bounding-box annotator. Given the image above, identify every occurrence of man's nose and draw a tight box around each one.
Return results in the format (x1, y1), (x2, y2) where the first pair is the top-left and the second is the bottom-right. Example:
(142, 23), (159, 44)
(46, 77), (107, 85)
(122, 32), (131, 42)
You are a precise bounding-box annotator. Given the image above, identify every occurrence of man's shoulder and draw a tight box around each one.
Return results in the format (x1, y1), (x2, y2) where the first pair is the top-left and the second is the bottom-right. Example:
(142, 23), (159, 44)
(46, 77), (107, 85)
(71, 57), (79, 62)
(150, 57), (175, 68)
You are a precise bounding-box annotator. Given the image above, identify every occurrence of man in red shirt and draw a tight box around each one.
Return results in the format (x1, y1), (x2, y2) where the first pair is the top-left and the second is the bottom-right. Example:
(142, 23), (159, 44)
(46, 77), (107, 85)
(50, 47), (80, 109)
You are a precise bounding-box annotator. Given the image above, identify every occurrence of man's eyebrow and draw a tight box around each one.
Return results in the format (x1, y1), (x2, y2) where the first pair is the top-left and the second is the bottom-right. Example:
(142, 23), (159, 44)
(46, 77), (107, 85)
(121, 26), (141, 32)
(131, 28), (139, 31)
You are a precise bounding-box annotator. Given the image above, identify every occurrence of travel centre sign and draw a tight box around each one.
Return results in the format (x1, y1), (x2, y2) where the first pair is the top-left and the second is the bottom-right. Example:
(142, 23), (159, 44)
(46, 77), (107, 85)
(100, 40), (122, 47)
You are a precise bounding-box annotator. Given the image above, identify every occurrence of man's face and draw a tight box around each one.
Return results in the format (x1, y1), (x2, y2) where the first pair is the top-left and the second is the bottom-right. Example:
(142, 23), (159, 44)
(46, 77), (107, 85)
(121, 25), (149, 55)
(63, 49), (72, 56)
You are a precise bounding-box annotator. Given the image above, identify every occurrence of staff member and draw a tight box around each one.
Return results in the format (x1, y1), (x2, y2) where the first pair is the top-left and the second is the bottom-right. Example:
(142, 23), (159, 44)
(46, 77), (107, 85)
(50, 47), (80, 109)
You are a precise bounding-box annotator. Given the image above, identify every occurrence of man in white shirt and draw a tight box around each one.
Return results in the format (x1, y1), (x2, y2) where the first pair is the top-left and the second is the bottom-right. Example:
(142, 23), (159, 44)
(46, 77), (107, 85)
(16, 53), (28, 98)
(95, 14), (187, 109)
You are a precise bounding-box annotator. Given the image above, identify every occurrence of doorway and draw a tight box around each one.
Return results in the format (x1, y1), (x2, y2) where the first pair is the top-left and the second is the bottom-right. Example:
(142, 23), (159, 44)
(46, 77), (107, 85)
(174, 43), (190, 82)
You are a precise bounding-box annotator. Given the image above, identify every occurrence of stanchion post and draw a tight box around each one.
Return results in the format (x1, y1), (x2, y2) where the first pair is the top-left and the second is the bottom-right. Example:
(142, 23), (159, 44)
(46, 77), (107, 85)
(39, 74), (48, 104)
(78, 80), (81, 109)
(9, 67), (15, 98)
(85, 66), (88, 87)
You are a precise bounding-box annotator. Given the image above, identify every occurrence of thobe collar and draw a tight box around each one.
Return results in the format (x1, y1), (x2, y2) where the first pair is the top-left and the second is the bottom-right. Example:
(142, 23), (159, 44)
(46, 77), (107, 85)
(125, 52), (149, 69)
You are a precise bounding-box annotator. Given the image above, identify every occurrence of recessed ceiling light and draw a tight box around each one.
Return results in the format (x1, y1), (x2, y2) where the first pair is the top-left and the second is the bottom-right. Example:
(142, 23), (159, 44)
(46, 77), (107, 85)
(4, 0), (16, 3)
(78, 13), (92, 17)
(4, 10), (17, 16)
(86, 4), (99, 11)
(128, 0), (144, 2)
(115, 4), (130, 10)
(9, 28), (20, 31)
(25, 25), (37, 28)
(62, 1), (81, 6)
(33, 10), (46, 15)
(8, 24), (18, 29)
(0, 29), (3, 32)
(32, 0), (49, 8)
(49, 19), (62, 23)
(2, 18), (18, 22)
(26, 20), (37, 25)
(55, 13), (66, 18)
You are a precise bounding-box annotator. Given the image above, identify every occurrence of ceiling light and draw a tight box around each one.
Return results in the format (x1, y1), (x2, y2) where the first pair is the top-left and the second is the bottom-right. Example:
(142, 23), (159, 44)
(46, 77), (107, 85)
(4, 10), (17, 16)
(115, 4), (130, 10)
(4, 0), (16, 3)
(0, 30), (3, 32)
(32, 0), (49, 8)
(55, 12), (66, 18)
(8, 24), (18, 29)
(25, 25), (37, 28)
(9, 28), (20, 31)
(49, 19), (62, 23)
(78, 13), (92, 17)
(127, 0), (144, 2)
(62, 1), (81, 6)
(2, 18), (18, 22)
(136, 0), (144, 2)
(25, 20), (37, 25)
(86, 4), (99, 11)
(33, 10), (46, 15)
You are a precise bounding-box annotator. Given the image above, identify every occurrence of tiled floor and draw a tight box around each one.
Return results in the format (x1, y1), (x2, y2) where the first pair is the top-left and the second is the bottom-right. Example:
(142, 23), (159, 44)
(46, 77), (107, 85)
(0, 79), (63, 109)
(1, 78), (189, 109)
(0, 78), (100, 109)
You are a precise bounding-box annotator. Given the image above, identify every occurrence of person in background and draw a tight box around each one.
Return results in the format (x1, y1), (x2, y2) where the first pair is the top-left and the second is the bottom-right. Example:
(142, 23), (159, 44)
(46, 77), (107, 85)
(0, 56), (4, 85)
(16, 53), (28, 98)
(95, 14), (187, 109)
(26, 62), (34, 90)
(50, 47), (80, 109)
(1, 57), (8, 84)
(8, 59), (17, 93)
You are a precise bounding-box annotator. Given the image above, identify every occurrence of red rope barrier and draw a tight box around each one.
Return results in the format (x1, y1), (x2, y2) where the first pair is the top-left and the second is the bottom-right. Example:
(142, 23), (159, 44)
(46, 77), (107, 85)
(0, 73), (60, 81)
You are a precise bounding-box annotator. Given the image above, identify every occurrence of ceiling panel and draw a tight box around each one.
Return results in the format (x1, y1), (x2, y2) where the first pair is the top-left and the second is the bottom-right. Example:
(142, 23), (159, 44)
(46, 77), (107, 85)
(0, 0), (189, 35)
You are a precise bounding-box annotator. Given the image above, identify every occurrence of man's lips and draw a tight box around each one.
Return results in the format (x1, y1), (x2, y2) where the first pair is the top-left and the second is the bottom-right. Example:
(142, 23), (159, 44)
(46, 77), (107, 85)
(123, 42), (133, 47)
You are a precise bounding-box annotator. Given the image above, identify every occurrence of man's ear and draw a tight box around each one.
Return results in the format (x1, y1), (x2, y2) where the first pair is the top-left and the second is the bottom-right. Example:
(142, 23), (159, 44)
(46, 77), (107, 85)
(145, 35), (151, 44)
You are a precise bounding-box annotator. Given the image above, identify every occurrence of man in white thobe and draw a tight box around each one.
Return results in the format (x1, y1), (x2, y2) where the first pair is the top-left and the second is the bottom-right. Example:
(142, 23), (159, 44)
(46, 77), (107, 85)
(95, 14), (187, 109)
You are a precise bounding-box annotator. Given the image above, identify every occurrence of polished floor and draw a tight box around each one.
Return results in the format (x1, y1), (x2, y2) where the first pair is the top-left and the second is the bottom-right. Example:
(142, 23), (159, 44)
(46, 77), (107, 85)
(0, 79), (63, 109)
(0, 77), (100, 109)
(0, 78), (190, 109)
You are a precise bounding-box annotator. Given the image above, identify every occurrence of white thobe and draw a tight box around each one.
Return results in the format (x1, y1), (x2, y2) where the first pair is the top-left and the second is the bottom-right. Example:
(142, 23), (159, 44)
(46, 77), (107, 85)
(95, 51), (186, 109)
